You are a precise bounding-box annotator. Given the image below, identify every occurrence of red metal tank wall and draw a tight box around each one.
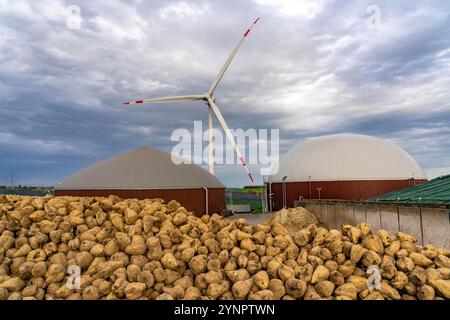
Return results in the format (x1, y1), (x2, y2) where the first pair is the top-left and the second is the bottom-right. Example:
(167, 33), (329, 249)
(267, 179), (427, 211)
(55, 188), (225, 217)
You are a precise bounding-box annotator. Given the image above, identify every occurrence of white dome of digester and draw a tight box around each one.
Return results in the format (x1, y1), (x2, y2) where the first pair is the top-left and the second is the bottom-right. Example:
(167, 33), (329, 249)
(268, 134), (426, 182)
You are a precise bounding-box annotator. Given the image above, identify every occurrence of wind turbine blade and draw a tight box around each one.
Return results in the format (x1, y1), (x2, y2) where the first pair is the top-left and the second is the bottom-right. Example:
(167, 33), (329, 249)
(208, 17), (260, 95)
(123, 95), (205, 105)
(207, 97), (254, 182)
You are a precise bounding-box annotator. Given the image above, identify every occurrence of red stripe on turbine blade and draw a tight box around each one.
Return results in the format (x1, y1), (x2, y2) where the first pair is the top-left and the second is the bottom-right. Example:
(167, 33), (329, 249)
(244, 29), (250, 37)
(135, 100), (143, 104)
(240, 156), (246, 166)
(248, 173), (254, 182)
(253, 17), (260, 24)
(123, 102), (130, 105)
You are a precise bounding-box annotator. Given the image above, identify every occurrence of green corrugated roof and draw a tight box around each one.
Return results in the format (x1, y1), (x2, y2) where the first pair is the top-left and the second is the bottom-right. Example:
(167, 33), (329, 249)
(372, 174), (450, 204)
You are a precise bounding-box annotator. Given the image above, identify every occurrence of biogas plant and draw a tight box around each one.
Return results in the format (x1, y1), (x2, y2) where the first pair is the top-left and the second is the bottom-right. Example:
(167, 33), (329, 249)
(1, 7), (449, 304)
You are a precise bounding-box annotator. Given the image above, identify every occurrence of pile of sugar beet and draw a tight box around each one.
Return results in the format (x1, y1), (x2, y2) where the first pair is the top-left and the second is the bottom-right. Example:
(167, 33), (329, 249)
(0, 195), (449, 300)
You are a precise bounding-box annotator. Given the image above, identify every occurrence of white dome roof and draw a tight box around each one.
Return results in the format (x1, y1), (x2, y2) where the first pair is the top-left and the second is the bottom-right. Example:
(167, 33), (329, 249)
(57, 146), (224, 189)
(268, 134), (426, 182)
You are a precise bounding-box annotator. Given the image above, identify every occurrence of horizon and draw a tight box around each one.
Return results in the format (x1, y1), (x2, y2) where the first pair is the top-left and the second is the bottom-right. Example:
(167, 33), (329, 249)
(1, 0), (449, 187)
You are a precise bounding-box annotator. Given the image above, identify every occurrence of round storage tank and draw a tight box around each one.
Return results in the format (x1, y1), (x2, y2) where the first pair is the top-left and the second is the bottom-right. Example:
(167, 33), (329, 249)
(267, 134), (427, 210)
(55, 146), (225, 216)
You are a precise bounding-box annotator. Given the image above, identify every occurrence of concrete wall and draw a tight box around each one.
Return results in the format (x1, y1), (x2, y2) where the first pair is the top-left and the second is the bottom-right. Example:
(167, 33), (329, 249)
(421, 208), (450, 249)
(296, 201), (450, 249)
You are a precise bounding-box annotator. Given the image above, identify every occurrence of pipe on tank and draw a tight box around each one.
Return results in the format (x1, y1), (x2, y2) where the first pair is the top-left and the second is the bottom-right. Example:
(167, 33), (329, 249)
(268, 182), (273, 212)
(203, 187), (209, 215)
(282, 176), (288, 209)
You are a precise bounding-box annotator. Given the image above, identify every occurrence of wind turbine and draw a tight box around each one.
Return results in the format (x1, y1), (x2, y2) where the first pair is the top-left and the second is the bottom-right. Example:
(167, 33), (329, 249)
(123, 18), (260, 183)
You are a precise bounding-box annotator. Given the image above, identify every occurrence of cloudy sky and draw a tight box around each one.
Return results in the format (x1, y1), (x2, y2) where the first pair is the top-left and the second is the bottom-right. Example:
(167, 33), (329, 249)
(1, 0), (449, 187)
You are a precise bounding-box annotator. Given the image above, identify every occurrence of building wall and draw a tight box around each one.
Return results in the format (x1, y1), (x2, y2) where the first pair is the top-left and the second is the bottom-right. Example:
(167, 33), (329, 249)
(296, 200), (450, 249)
(267, 179), (427, 211)
(55, 188), (225, 217)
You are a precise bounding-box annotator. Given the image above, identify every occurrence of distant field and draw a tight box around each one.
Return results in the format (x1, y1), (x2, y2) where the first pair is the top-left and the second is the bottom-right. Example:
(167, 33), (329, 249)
(0, 187), (54, 196)
(227, 186), (265, 195)
(227, 199), (262, 212)
(226, 186), (266, 213)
